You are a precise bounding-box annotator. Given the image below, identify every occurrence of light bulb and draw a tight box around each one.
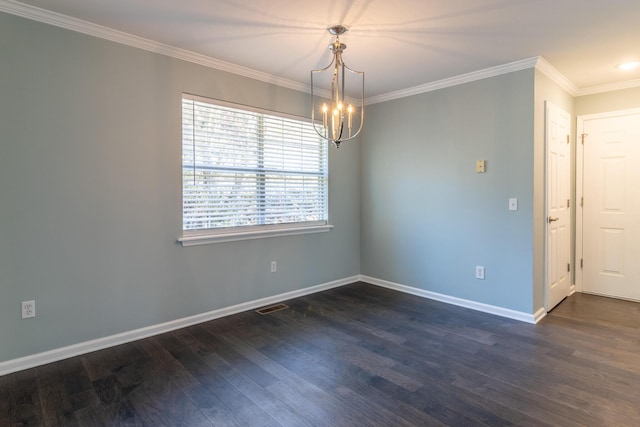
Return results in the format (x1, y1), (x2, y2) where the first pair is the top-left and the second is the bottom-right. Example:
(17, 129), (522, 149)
(617, 61), (640, 71)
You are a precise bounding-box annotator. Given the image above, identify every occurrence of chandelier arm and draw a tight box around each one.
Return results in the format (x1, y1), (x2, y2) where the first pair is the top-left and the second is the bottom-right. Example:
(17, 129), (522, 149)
(310, 54), (337, 74)
(337, 71), (365, 141)
(340, 56), (345, 109)
(310, 71), (327, 140)
(341, 62), (362, 74)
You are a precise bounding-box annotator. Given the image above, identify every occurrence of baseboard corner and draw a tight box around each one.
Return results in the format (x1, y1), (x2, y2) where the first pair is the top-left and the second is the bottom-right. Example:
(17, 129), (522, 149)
(533, 307), (547, 323)
(360, 275), (540, 324)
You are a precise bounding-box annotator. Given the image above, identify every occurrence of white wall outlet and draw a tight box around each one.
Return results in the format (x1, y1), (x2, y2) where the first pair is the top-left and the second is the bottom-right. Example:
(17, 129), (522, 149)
(475, 266), (485, 280)
(475, 160), (486, 173)
(509, 198), (518, 211)
(270, 261), (277, 273)
(21, 300), (36, 319)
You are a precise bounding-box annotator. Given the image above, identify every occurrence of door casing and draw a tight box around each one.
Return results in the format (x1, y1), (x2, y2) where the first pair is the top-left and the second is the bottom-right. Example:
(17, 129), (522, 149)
(575, 107), (640, 298)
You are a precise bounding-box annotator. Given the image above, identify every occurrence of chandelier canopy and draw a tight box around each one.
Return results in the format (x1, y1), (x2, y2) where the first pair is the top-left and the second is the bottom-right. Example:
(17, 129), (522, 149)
(311, 25), (364, 148)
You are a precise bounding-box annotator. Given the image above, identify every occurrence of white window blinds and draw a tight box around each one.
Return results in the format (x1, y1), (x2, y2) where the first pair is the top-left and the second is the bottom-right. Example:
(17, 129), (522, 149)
(182, 94), (328, 234)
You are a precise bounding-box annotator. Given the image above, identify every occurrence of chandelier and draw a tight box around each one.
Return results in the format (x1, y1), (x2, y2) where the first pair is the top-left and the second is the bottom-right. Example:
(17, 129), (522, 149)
(311, 25), (364, 148)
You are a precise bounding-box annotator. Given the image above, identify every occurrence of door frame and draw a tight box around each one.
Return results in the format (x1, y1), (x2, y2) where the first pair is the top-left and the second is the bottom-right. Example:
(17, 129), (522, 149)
(574, 107), (640, 294)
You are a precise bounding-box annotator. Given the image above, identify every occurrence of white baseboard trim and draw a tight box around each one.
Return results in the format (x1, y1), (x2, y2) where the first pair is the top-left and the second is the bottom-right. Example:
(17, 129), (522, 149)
(533, 307), (547, 323)
(359, 275), (543, 324)
(0, 275), (359, 377)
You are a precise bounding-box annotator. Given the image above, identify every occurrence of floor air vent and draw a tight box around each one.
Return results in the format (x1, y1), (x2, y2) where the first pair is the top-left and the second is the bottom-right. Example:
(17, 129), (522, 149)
(255, 303), (289, 315)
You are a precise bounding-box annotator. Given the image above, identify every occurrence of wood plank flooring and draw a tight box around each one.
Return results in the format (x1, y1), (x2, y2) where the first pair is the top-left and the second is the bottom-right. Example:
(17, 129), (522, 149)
(2, 282), (640, 426)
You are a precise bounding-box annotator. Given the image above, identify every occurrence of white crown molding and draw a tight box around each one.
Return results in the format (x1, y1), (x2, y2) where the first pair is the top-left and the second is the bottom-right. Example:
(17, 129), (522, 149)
(0, 0), (311, 94)
(365, 57), (541, 105)
(367, 55), (640, 104)
(575, 78), (640, 97)
(0, 275), (359, 376)
(4, 1), (640, 113)
(360, 275), (542, 324)
(532, 57), (640, 97)
(534, 57), (578, 95)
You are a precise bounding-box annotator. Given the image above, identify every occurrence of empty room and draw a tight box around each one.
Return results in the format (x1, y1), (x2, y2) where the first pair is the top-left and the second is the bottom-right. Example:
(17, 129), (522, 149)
(2, 1), (640, 425)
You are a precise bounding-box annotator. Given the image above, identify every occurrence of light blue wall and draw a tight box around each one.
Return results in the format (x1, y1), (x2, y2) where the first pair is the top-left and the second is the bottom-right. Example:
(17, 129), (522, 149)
(0, 12), (360, 362)
(360, 70), (536, 313)
(6, 7), (632, 365)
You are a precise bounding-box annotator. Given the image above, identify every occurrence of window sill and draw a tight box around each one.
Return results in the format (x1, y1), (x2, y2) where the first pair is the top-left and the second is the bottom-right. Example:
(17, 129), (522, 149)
(178, 224), (333, 246)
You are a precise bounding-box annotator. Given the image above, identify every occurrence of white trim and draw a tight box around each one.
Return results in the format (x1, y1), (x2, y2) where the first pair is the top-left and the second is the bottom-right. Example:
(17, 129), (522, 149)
(359, 275), (543, 324)
(179, 224), (333, 246)
(534, 57), (578, 95)
(0, 274), (548, 376)
(578, 107), (640, 121)
(365, 57), (541, 105)
(533, 307), (547, 323)
(0, 0), (310, 95)
(574, 108), (640, 295)
(3, 1), (640, 102)
(0, 275), (357, 376)
(575, 78), (640, 97)
(575, 117), (585, 293)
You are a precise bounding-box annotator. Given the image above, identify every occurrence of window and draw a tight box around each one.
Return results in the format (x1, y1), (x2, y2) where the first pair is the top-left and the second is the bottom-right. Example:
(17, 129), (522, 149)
(179, 94), (330, 246)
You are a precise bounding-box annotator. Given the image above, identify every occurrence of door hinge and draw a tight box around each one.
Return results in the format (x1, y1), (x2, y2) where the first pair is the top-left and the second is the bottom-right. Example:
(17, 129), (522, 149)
(580, 133), (588, 145)
(567, 199), (570, 208)
(580, 258), (583, 269)
(580, 196), (584, 207)
(567, 263), (571, 272)
(566, 134), (570, 144)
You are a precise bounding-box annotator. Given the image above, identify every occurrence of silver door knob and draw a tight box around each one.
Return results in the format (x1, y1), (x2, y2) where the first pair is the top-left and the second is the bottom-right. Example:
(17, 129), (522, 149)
(548, 216), (559, 223)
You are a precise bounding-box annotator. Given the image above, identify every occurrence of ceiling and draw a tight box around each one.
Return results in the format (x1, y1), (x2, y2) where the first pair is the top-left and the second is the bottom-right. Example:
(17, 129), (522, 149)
(5, 0), (640, 100)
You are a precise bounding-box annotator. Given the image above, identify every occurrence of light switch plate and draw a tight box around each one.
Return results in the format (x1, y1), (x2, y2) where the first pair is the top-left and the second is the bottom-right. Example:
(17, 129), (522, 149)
(509, 198), (518, 211)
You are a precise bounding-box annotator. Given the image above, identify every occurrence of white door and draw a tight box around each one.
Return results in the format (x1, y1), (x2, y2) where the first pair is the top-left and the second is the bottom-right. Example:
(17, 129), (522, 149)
(545, 102), (571, 311)
(582, 112), (640, 301)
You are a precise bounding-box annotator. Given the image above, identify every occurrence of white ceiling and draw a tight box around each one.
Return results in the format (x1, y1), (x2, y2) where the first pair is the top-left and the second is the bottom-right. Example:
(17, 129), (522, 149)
(5, 0), (640, 99)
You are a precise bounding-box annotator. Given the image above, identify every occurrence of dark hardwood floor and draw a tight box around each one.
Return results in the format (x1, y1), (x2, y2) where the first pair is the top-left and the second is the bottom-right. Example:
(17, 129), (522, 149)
(2, 282), (640, 426)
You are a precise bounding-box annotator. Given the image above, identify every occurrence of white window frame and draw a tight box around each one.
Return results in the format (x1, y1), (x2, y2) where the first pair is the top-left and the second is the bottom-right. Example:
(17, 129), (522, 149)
(179, 94), (332, 246)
